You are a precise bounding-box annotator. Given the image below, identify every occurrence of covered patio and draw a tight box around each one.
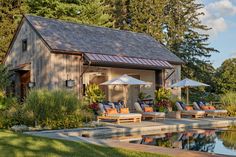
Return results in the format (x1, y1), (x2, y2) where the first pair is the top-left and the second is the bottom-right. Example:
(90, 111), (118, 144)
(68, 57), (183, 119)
(82, 53), (181, 109)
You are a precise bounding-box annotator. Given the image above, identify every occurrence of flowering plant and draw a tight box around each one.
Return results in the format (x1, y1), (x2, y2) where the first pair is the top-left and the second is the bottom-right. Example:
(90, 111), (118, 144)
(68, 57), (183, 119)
(89, 103), (99, 111)
(154, 99), (172, 112)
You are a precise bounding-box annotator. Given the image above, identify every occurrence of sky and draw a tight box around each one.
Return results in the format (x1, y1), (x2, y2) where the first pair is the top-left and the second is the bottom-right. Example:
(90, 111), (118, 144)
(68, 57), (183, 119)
(199, 0), (236, 68)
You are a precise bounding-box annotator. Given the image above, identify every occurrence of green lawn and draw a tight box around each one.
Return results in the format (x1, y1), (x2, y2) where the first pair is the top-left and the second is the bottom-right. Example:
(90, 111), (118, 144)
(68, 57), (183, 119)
(0, 130), (170, 157)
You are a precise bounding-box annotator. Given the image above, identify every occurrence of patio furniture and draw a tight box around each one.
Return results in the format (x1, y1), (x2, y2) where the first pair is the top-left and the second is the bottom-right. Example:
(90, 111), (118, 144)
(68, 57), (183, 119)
(134, 102), (165, 120)
(97, 103), (142, 124)
(176, 102), (205, 118)
(100, 74), (151, 107)
(171, 78), (209, 105)
(193, 102), (228, 118)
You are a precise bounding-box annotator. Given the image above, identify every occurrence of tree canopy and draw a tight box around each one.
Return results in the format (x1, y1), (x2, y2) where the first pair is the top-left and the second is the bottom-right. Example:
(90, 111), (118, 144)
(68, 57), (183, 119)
(0, 0), (28, 62)
(27, 0), (112, 26)
(214, 58), (236, 94)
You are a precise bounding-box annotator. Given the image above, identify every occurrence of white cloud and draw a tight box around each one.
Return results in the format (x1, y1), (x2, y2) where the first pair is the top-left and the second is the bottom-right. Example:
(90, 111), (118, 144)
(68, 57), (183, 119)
(207, 0), (236, 16)
(198, 0), (236, 37)
(231, 53), (236, 58)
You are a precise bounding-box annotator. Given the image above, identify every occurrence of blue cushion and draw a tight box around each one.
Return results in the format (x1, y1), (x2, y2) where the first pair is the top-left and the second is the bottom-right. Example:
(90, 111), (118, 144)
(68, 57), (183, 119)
(102, 102), (113, 111)
(178, 101), (186, 110)
(198, 101), (205, 107)
(113, 102), (123, 112)
(140, 102), (149, 109)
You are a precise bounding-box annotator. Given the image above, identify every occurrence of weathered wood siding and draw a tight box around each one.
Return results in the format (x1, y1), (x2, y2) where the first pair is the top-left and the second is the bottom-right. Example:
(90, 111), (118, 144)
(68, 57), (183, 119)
(50, 53), (82, 94)
(5, 19), (82, 94)
(5, 19), (51, 89)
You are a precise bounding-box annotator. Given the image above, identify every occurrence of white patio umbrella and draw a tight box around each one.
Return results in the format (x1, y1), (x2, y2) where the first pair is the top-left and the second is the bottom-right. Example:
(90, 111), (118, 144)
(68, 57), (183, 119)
(100, 74), (151, 107)
(171, 78), (209, 105)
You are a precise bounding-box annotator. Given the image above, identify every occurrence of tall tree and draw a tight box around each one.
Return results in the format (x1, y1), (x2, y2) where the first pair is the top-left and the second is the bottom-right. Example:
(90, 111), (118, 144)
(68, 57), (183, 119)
(214, 58), (236, 94)
(0, 0), (28, 62)
(107, 0), (167, 42)
(109, 0), (218, 85)
(166, 0), (218, 82)
(27, 0), (112, 27)
(105, 0), (130, 29)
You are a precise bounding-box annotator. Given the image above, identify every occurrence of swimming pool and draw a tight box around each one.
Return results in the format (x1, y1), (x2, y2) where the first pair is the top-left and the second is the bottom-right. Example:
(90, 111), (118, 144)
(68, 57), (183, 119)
(92, 127), (236, 156)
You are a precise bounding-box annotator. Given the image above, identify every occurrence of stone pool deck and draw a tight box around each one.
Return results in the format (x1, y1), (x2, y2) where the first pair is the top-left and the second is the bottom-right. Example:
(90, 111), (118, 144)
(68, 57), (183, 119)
(25, 117), (236, 157)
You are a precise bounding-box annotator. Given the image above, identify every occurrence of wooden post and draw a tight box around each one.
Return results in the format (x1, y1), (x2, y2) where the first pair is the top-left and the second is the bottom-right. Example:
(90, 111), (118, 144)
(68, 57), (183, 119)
(186, 87), (189, 105)
(123, 85), (128, 107)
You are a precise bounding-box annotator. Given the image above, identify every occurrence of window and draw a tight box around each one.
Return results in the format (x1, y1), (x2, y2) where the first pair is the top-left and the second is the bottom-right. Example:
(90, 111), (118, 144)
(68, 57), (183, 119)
(22, 39), (27, 52)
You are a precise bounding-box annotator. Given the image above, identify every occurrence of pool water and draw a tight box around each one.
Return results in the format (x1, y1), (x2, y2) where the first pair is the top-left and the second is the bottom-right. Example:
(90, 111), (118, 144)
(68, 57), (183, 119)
(94, 128), (236, 156)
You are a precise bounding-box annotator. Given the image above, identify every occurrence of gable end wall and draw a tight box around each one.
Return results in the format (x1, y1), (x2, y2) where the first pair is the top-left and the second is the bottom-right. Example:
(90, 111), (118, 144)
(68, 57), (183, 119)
(5, 19), (51, 88)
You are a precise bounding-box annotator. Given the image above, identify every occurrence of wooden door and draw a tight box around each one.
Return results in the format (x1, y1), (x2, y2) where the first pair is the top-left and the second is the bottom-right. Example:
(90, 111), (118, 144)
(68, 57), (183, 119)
(20, 70), (30, 100)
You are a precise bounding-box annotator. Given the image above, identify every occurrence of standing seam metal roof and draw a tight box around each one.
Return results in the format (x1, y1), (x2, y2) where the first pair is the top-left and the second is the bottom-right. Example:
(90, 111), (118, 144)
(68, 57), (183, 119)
(84, 53), (173, 69)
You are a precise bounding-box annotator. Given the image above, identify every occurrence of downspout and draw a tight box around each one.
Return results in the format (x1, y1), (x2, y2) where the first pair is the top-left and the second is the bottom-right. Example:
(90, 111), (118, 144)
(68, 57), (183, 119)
(79, 54), (91, 98)
(165, 69), (175, 81)
(164, 69), (175, 87)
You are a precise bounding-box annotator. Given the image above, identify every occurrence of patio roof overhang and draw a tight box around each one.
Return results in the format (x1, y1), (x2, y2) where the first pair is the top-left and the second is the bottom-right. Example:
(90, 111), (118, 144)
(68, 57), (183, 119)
(84, 53), (173, 70)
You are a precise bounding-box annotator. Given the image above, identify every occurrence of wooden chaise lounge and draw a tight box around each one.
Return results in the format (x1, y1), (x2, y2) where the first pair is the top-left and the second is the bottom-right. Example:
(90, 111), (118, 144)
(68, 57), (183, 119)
(176, 102), (205, 118)
(97, 103), (142, 124)
(134, 102), (165, 120)
(193, 102), (228, 118)
(97, 114), (141, 124)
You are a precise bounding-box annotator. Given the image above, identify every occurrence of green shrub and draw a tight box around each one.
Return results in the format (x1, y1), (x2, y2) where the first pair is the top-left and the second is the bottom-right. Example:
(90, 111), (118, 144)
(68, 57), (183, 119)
(189, 91), (220, 103)
(155, 88), (171, 102)
(23, 89), (93, 128)
(138, 92), (151, 100)
(43, 114), (88, 129)
(0, 91), (25, 128)
(0, 64), (12, 91)
(220, 92), (236, 116)
(0, 88), (94, 129)
(0, 102), (26, 128)
(0, 91), (17, 110)
(84, 84), (105, 103)
(221, 92), (236, 106)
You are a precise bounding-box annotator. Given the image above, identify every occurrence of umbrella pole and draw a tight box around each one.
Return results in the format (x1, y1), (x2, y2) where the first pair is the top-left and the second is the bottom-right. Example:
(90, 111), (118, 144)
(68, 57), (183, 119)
(186, 87), (189, 105)
(123, 85), (128, 107)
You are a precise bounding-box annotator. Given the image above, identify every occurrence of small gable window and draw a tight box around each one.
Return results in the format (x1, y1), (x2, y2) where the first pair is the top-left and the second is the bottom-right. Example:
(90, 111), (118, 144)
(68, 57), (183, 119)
(22, 39), (27, 52)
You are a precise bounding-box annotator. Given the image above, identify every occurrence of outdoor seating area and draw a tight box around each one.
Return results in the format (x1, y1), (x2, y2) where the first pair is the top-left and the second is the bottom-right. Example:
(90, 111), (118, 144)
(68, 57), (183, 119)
(1, 3), (236, 156)
(97, 102), (142, 124)
(193, 102), (228, 118)
(134, 102), (165, 120)
(94, 75), (229, 124)
(175, 102), (205, 118)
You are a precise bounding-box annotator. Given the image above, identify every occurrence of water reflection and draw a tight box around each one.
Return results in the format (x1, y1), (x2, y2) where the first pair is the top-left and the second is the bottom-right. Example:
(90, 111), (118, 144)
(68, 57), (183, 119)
(129, 129), (236, 156)
(217, 128), (236, 150)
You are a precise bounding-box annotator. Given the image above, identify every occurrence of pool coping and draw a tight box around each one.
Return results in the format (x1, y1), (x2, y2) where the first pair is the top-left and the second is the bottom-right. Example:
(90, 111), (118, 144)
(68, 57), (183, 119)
(64, 118), (236, 137)
(24, 118), (236, 157)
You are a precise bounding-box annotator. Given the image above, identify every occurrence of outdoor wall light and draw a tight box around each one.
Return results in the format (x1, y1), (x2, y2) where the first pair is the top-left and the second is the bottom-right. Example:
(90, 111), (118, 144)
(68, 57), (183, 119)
(66, 79), (75, 88)
(28, 82), (35, 88)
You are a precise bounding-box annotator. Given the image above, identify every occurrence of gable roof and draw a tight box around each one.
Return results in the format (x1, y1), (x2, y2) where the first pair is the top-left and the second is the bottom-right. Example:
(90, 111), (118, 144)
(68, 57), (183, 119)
(24, 15), (183, 64)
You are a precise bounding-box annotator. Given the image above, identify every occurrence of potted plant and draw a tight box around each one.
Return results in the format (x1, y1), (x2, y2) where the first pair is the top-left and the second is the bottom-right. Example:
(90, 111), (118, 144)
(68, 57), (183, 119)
(154, 88), (173, 112)
(154, 99), (172, 112)
(84, 84), (105, 115)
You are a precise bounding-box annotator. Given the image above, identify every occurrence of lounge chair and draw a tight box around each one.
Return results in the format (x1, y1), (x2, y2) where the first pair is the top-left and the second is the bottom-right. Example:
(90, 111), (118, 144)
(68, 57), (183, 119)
(193, 102), (227, 118)
(97, 103), (142, 124)
(134, 102), (165, 120)
(175, 102), (205, 118)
